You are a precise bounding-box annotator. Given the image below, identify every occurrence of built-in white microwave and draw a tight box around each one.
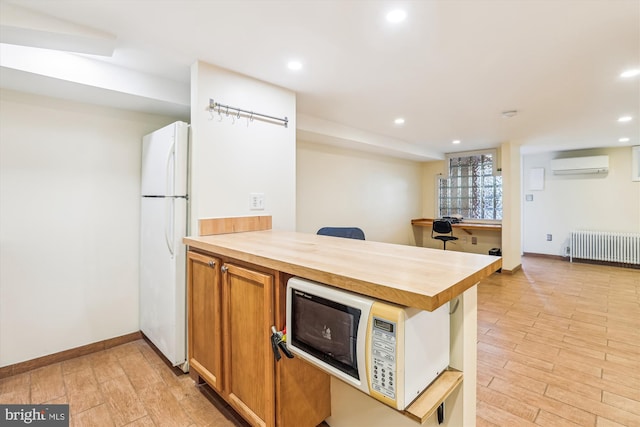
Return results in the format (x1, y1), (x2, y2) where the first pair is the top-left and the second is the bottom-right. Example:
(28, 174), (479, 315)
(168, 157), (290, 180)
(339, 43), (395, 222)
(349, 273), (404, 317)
(285, 277), (450, 410)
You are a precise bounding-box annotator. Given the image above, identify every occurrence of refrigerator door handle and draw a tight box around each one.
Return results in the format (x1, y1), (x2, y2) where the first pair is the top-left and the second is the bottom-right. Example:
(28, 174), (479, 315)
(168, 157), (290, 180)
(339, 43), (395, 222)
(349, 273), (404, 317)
(166, 140), (176, 196)
(165, 197), (175, 258)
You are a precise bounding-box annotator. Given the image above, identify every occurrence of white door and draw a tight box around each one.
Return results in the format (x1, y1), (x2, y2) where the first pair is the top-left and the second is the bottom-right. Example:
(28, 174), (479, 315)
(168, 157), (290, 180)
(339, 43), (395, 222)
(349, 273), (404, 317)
(140, 196), (187, 366)
(141, 122), (188, 197)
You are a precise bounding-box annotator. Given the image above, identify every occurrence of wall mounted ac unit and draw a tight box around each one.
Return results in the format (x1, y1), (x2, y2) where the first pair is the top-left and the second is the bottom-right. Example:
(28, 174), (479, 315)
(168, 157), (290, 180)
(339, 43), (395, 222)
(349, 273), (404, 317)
(550, 155), (609, 175)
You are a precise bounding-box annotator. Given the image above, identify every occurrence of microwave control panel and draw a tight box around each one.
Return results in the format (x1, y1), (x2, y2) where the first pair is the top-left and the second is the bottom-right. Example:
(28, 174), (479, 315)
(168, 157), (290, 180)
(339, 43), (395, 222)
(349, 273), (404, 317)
(370, 317), (397, 400)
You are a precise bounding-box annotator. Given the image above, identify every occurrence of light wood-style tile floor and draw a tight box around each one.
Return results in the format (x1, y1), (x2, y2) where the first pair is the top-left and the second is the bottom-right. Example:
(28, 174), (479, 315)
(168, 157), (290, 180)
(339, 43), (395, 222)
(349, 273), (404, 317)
(1, 256), (638, 426)
(477, 256), (640, 427)
(0, 339), (250, 427)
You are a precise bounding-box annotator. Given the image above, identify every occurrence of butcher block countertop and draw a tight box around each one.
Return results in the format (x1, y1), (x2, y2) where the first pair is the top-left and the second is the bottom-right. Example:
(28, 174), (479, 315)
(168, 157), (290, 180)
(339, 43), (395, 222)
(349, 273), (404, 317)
(184, 230), (501, 312)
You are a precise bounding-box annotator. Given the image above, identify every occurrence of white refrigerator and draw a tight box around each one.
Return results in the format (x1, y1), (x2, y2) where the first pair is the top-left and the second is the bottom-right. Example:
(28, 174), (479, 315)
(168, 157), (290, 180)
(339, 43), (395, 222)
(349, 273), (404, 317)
(140, 121), (189, 371)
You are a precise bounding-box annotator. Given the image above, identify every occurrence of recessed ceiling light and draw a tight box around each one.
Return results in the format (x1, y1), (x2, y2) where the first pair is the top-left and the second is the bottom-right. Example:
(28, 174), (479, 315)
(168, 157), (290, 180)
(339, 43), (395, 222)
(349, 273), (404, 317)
(620, 68), (640, 78)
(452, 140), (461, 144)
(619, 137), (630, 142)
(386, 9), (407, 23)
(618, 116), (633, 122)
(394, 118), (405, 125)
(287, 60), (302, 71)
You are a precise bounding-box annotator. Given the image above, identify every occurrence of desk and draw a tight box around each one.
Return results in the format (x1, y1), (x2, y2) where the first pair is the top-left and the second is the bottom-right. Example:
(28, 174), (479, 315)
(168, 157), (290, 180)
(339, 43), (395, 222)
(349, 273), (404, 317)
(411, 218), (502, 235)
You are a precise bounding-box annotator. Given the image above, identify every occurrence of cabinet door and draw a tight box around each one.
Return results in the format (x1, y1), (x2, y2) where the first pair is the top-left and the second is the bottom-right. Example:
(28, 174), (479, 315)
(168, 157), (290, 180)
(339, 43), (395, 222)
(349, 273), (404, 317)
(187, 251), (223, 392)
(222, 263), (275, 427)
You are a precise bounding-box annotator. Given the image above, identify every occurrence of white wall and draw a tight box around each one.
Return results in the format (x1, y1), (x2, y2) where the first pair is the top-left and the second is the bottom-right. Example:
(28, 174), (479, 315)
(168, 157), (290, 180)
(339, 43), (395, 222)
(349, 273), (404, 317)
(296, 141), (422, 245)
(190, 61), (296, 232)
(0, 89), (177, 366)
(523, 146), (640, 256)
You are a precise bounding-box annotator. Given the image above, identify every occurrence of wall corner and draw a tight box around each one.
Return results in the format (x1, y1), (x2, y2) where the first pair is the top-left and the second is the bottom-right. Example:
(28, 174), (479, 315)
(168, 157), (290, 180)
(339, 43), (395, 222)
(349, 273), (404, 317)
(500, 141), (522, 271)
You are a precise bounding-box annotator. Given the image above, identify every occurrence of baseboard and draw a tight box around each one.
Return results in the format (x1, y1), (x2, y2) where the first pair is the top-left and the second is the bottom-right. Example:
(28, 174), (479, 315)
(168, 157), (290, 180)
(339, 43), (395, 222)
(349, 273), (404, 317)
(522, 252), (566, 261)
(570, 258), (640, 270)
(501, 264), (522, 274)
(523, 252), (639, 269)
(0, 331), (142, 379)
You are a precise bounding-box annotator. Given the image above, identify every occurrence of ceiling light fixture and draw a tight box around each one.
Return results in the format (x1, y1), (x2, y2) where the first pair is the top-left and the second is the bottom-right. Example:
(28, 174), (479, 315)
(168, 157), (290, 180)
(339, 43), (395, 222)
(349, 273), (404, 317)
(501, 110), (518, 118)
(386, 9), (407, 23)
(394, 118), (405, 125)
(619, 137), (630, 142)
(287, 60), (302, 71)
(620, 68), (640, 78)
(618, 116), (633, 122)
(452, 140), (461, 144)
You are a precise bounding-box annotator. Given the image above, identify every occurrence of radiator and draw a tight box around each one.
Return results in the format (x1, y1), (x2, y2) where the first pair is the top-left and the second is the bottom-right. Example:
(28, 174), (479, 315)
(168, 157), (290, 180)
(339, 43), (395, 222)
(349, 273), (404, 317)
(570, 231), (640, 265)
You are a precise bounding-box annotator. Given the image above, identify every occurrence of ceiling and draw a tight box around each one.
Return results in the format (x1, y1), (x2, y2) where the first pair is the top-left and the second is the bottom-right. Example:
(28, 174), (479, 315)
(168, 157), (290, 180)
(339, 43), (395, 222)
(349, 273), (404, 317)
(1, 0), (638, 160)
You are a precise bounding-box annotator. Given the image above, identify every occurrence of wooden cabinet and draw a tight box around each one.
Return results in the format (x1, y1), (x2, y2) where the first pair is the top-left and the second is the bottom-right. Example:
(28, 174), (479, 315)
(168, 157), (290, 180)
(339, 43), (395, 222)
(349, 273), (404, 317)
(187, 251), (222, 392)
(222, 262), (275, 427)
(187, 250), (330, 427)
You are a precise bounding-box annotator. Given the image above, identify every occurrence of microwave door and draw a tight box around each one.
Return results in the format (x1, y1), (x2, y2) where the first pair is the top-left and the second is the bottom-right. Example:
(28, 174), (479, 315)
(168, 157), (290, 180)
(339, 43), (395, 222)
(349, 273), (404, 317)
(286, 277), (375, 395)
(294, 297), (356, 367)
(290, 290), (361, 380)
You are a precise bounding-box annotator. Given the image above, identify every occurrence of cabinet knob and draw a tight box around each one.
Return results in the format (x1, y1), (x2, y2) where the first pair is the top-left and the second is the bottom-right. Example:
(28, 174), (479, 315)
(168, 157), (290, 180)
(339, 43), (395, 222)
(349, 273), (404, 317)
(208, 260), (215, 267)
(221, 265), (228, 273)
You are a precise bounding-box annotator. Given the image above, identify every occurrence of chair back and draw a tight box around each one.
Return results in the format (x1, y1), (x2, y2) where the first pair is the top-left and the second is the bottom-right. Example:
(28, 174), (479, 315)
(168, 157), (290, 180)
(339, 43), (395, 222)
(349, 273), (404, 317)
(432, 220), (453, 235)
(317, 227), (365, 240)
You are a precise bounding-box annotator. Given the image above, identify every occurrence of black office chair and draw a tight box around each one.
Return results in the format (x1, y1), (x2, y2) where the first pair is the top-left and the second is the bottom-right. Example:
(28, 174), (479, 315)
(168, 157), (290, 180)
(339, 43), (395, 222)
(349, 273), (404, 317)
(317, 227), (365, 240)
(431, 220), (458, 250)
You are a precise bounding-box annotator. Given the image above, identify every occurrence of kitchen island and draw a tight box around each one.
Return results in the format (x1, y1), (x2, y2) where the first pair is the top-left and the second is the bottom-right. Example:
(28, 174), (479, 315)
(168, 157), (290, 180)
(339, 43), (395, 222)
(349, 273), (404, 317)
(184, 225), (501, 427)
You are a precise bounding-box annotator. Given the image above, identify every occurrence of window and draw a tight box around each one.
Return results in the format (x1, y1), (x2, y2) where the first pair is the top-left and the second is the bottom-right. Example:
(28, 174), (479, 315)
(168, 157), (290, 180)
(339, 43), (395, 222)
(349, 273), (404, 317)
(437, 150), (502, 220)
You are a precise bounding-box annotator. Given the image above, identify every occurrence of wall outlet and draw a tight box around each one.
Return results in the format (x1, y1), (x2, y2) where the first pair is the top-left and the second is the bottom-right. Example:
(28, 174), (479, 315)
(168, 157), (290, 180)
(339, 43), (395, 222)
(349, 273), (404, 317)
(471, 236), (478, 245)
(249, 193), (265, 210)
(546, 234), (552, 241)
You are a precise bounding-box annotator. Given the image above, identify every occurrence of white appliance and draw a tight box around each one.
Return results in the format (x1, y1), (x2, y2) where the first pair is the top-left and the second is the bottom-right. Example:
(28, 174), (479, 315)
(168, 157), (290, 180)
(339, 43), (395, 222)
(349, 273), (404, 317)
(286, 277), (450, 410)
(140, 121), (189, 371)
